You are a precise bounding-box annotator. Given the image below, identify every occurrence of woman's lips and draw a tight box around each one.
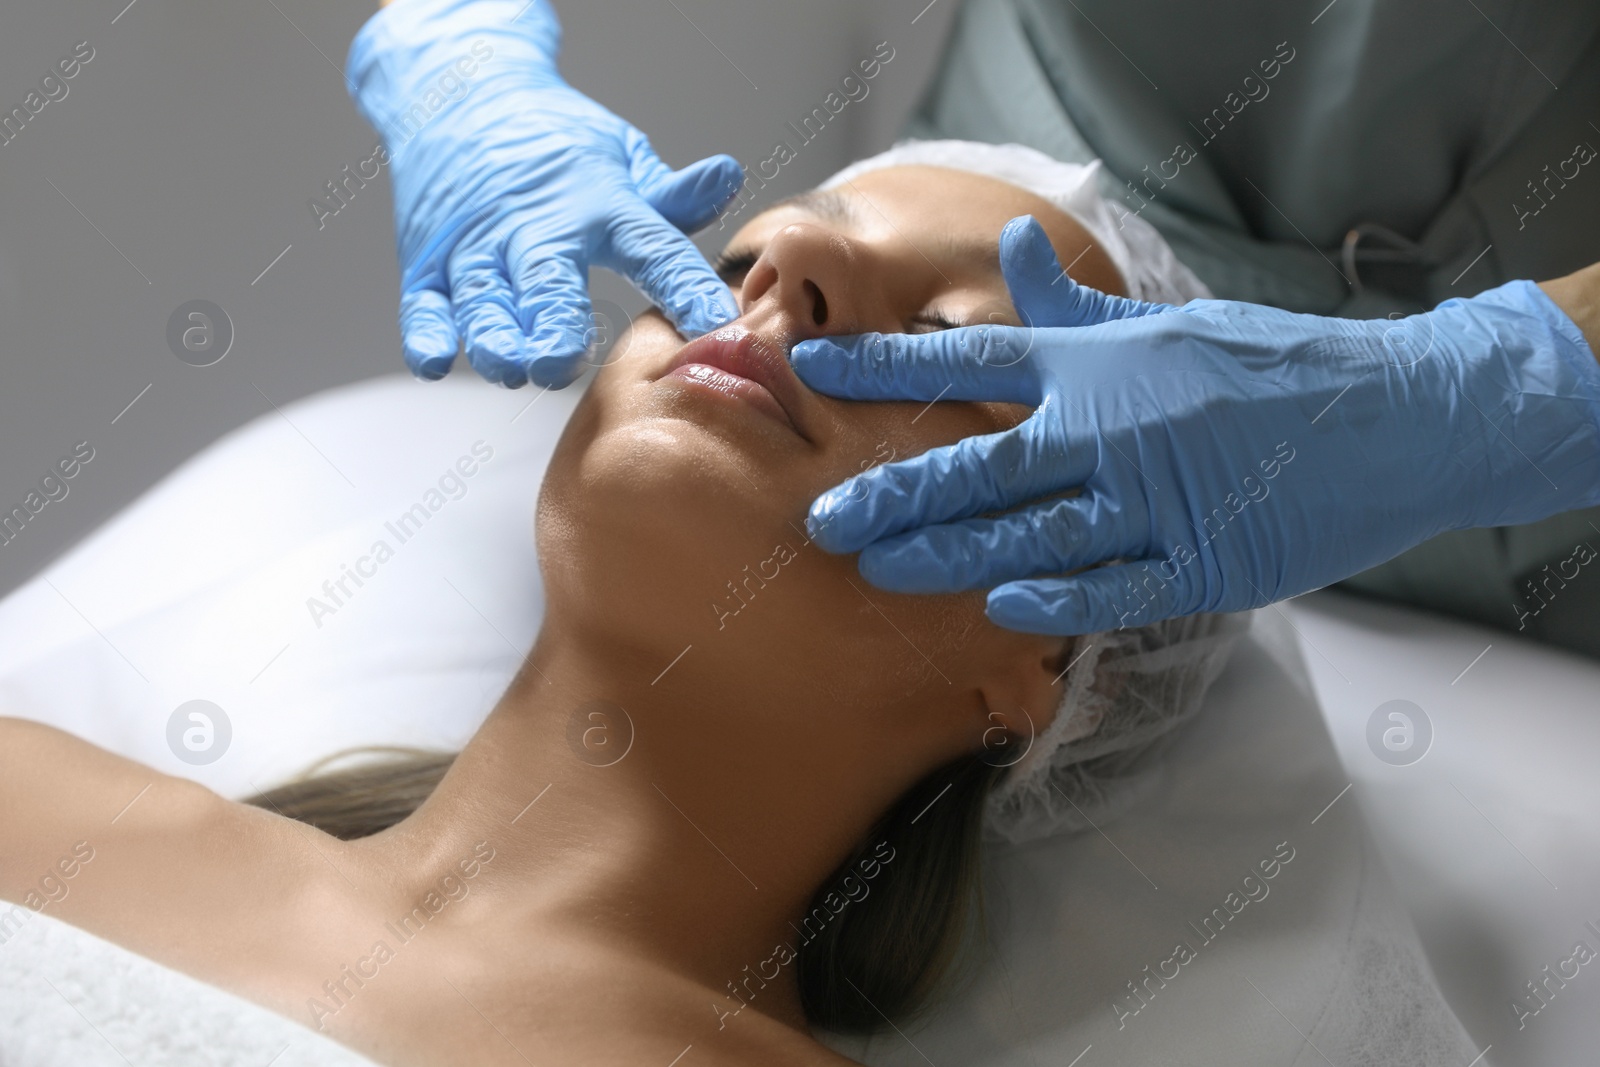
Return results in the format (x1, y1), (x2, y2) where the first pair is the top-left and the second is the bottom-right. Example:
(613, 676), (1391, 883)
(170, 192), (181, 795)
(664, 362), (796, 429)
(661, 325), (807, 438)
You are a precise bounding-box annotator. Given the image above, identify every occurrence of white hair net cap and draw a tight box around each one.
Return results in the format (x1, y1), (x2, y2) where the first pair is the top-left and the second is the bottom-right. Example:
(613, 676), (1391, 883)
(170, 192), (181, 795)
(819, 139), (1238, 845)
(818, 139), (1212, 305)
(983, 612), (1251, 845)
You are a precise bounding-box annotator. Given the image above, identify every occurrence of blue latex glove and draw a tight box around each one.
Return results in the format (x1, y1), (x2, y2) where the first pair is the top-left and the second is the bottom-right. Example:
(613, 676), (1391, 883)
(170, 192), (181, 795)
(792, 216), (1600, 635)
(347, 0), (743, 386)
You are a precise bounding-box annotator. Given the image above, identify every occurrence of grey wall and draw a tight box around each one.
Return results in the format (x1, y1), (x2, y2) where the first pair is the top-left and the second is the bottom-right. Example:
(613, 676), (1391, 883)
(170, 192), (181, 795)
(0, 0), (958, 596)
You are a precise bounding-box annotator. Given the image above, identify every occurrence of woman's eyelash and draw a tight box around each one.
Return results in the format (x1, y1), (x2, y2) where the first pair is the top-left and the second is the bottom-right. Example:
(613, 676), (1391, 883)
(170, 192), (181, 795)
(713, 249), (757, 284)
(910, 311), (962, 333)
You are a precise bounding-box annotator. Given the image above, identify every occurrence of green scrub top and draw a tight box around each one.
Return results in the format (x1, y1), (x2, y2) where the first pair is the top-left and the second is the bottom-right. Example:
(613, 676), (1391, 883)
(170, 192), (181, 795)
(907, 0), (1600, 658)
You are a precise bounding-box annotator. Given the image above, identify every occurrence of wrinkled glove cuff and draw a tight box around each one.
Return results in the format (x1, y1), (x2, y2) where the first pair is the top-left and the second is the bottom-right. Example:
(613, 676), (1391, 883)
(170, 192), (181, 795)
(1441, 279), (1600, 528)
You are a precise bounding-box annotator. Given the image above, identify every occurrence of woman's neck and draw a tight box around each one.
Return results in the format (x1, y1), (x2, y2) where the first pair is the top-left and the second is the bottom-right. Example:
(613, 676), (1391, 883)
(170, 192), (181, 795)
(361, 619), (920, 1033)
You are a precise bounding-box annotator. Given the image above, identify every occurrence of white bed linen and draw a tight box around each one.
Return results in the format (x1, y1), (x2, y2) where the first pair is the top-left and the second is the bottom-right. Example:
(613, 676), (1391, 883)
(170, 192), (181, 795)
(1285, 591), (1600, 1067)
(0, 374), (1489, 1064)
(818, 607), (1482, 1066)
(0, 374), (580, 797)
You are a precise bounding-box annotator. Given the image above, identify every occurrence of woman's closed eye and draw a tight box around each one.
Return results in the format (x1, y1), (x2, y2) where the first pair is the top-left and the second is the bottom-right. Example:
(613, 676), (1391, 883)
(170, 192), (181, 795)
(909, 310), (962, 334)
(713, 249), (757, 287)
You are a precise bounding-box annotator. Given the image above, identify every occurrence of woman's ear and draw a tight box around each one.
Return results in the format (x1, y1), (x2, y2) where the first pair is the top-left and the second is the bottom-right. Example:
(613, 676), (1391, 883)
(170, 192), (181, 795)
(972, 632), (1076, 753)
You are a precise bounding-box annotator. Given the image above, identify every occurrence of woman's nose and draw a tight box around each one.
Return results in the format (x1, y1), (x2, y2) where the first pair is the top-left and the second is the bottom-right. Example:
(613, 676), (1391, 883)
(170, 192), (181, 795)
(737, 223), (858, 340)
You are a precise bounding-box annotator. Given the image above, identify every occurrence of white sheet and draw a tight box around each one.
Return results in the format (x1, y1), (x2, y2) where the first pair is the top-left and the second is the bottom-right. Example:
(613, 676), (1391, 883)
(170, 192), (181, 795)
(819, 607), (1481, 1065)
(1285, 591), (1600, 1067)
(0, 374), (1492, 1064)
(0, 374), (580, 797)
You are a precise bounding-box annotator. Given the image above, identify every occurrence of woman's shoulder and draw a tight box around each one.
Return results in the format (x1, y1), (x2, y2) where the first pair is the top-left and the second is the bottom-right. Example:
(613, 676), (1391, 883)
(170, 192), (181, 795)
(0, 715), (234, 898)
(0, 717), (377, 997)
(0, 720), (866, 1066)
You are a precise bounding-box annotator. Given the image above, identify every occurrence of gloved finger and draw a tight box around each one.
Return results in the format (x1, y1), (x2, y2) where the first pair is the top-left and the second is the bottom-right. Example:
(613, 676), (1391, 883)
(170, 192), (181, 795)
(790, 327), (1042, 405)
(447, 243), (534, 388)
(602, 202), (740, 337)
(505, 227), (592, 389)
(856, 494), (1144, 593)
(642, 153), (744, 232)
(626, 129), (744, 233)
(985, 559), (1203, 636)
(999, 215), (1171, 329)
(399, 285), (460, 380)
(807, 415), (1097, 553)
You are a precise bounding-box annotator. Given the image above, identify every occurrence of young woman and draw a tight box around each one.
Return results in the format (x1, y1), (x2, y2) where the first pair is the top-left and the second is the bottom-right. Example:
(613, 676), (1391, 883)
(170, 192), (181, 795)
(0, 153), (1221, 1066)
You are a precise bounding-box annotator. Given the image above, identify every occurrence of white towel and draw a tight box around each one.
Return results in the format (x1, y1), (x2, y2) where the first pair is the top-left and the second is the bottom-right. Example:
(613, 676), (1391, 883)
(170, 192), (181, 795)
(0, 905), (378, 1066)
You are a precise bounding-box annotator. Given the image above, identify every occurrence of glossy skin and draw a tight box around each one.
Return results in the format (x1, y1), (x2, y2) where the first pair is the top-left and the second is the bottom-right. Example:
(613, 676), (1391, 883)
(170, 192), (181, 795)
(0, 166), (1119, 1067)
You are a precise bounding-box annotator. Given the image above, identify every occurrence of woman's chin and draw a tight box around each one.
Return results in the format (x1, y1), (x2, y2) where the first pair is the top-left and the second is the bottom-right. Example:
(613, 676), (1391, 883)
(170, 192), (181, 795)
(535, 418), (801, 621)
(578, 416), (786, 506)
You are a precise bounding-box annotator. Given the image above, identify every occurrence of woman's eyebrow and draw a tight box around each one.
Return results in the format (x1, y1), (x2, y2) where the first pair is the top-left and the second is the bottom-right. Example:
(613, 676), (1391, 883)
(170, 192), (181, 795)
(766, 188), (860, 228)
(713, 247), (757, 283)
(782, 187), (998, 277)
(935, 233), (1003, 273)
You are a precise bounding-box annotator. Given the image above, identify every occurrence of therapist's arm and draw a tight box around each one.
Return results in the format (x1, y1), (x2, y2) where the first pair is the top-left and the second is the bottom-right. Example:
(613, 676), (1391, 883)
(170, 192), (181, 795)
(1541, 260), (1600, 358)
(788, 216), (1600, 636)
(345, 0), (744, 386)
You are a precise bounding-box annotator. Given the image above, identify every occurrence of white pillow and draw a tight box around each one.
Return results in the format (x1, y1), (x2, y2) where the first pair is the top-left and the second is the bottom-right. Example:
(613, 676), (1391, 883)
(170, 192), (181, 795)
(1286, 592), (1600, 1067)
(816, 610), (1480, 1065)
(0, 373), (579, 797)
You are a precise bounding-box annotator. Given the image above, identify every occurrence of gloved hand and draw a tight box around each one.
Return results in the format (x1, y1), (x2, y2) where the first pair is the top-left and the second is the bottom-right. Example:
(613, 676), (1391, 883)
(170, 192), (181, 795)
(791, 216), (1600, 635)
(347, 0), (743, 386)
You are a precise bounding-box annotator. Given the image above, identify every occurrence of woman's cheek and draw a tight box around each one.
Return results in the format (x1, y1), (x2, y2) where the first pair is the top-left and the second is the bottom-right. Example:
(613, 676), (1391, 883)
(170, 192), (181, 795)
(882, 400), (1024, 462)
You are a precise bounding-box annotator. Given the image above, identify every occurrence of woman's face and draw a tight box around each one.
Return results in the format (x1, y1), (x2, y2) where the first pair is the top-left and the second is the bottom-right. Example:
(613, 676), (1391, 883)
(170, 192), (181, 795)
(537, 166), (1120, 764)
